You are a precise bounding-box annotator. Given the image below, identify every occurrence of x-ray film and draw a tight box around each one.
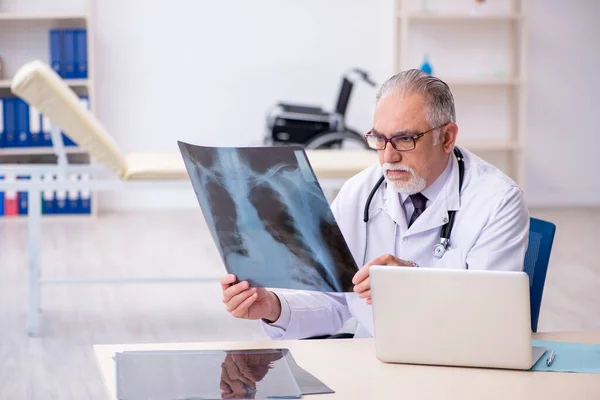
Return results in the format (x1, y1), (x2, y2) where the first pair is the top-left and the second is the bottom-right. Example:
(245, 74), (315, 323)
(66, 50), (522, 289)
(178, 142), (357, 292)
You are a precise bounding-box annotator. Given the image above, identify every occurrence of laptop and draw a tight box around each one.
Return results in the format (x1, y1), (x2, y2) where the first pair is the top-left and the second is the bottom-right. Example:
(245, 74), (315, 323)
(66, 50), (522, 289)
(370, 266), (547, 370)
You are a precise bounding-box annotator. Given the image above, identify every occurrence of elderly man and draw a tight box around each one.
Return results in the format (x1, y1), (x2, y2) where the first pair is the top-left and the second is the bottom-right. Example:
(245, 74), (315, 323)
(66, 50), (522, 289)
(220, 69), (529, 339)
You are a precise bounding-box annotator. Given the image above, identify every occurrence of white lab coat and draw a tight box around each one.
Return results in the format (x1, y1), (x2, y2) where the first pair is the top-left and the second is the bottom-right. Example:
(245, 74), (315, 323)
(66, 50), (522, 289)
(262, 148), (529, 339)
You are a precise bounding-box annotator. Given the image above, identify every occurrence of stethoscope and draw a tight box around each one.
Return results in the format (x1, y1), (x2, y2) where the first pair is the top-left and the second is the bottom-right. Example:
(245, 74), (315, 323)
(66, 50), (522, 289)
(362, 147), (465, 264)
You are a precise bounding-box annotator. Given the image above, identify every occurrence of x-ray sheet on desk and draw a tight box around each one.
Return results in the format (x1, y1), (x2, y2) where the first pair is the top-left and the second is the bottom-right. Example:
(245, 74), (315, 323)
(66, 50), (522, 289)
(115, 349), (304, 399)
(178, 142), (357, 292)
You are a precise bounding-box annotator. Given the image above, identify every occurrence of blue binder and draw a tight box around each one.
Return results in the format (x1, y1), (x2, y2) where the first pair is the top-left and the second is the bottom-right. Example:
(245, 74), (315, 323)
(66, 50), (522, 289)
(49, 29), (63, 77)
(42, 174), (55, 215)
(75, 29), (88, 79)
(16, 99), (30, 148)
(3, 98), (16, 147)
(80, 174), (91, 214)
(17, 175), (30, 215)
(29, 106), (43, 147)
(63, 29), (77, 79)
(54, 176), (68, 214)
(62, 132), (76, 146)
(0, 98), (5, 148)
(67, 174), (80, 214)
(0, 176), (4, 216)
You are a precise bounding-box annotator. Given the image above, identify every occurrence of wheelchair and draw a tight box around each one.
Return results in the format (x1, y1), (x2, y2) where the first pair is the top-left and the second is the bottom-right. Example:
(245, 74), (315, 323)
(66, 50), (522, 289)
(263, 68), (377, 150)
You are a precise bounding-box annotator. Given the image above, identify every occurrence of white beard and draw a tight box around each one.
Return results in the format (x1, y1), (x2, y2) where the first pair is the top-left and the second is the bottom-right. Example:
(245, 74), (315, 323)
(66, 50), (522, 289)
(381, 162), (427, 195)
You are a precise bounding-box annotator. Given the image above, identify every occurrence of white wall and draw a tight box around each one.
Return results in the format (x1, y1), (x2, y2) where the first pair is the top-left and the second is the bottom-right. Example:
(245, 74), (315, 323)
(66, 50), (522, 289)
(525, 0), (600, 206)
(91, 0), (599, 210)
(90, 0), (396, 210)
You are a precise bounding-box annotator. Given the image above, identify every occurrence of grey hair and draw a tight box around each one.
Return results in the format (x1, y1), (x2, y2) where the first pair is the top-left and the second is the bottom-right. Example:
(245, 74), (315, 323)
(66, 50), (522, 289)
(375, 69), (456, 144)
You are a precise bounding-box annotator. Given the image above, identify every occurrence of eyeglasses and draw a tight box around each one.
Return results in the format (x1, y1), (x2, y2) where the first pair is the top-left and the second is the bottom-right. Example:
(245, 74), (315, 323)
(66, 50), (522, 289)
(364, 123), (449, 152)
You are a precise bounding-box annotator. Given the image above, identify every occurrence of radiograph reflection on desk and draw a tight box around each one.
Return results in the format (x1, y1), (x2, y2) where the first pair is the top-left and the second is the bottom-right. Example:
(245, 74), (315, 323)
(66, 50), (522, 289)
(178, 142), (357, 292)
(115, 348), (335, 399)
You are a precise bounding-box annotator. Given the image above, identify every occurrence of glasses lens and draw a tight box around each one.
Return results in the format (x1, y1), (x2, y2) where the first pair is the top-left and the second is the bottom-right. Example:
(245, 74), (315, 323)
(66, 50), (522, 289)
(365, 135), (385, 150)
(391, 136), (415, 151)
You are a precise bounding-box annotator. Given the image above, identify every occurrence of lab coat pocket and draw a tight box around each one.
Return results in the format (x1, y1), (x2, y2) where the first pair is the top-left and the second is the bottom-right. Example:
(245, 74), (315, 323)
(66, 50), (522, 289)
(434, 247), (465, 270)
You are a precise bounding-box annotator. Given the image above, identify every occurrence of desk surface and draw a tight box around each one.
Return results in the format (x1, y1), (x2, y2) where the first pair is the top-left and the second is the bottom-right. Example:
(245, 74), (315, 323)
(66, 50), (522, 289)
(94, 331), (600, 400)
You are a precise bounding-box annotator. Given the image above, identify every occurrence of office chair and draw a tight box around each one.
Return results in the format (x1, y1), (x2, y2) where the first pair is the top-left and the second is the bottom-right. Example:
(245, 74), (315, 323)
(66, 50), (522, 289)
(304, 217), (556, 339)
(524, 217), (556, 332)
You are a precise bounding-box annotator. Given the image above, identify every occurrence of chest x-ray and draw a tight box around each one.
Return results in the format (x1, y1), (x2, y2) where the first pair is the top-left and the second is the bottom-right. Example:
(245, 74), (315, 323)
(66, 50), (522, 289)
(178, 142), (357, 292)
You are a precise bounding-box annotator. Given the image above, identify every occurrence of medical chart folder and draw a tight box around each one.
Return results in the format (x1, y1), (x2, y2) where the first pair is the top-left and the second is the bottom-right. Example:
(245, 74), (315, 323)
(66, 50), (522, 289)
(3, 98), (16, 147)
(63, 29), (77, 79)
(179, 142), (358, 293)
(49, 29), (63, 77)
(0, 176), (4, 216)
(16, 99), (30, 147)
(0, 98), (5, 148)
(75, 28), (88, 78)
(29, 106), (43, 147)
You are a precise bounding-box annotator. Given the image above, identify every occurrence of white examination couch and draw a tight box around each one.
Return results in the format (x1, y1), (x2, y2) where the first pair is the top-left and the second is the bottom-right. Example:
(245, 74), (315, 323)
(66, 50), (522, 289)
(0, 60), (377, 336)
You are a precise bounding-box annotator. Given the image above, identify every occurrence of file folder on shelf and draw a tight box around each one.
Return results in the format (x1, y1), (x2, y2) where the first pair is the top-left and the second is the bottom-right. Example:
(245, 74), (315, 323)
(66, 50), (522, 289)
(75, 28), (88, 79)
(54, 175), (68, 214)
(0, 176), (4, 216)
(29, 106), (43, 147)
(42, 174), (55, 215)
(41, 114), (53, 147)
(49, 29), (63, 77)
(3, 174), (18, 216)
(67, 173), (80, 214)
(0, 98), (5, 148)
(3, 98), (16, 147)
(80, 174), (91, 214)
(16, 99), (30, 148)
(63, 29), (77, 79)
(17, 175), (30, 215)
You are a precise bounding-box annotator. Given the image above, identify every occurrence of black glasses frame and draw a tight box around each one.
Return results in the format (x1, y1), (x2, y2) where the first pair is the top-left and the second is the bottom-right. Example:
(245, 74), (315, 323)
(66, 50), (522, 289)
(364, 123), (450, 151)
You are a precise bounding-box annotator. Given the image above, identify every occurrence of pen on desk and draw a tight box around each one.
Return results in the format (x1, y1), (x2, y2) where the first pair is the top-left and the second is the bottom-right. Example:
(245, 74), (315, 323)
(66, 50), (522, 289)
(546, 350), (556, 366)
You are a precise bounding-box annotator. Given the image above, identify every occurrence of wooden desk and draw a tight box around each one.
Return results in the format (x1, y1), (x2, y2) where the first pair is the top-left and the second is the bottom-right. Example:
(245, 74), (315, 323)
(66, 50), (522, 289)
(94, 331), (600, 400)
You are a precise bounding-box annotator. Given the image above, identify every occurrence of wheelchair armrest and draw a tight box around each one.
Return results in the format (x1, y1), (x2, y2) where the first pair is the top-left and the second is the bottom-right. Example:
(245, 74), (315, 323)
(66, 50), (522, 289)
(277, 102), (328, 115)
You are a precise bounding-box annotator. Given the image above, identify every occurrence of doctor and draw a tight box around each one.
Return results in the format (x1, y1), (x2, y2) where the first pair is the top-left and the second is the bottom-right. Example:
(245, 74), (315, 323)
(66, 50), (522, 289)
(220, 69), (529, 339)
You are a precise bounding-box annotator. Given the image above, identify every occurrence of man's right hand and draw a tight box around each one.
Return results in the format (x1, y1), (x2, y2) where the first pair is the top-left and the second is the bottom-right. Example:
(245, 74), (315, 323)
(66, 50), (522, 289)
(221, 274), (281, 322)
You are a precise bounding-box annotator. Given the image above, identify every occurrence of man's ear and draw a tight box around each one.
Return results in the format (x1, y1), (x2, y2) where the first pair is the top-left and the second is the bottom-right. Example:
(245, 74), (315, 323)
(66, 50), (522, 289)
(442, 122), (459, 153)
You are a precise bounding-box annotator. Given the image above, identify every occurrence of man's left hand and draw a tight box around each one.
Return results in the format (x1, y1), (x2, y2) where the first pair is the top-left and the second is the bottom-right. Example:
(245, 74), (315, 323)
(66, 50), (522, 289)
(352, 254), (414, 305)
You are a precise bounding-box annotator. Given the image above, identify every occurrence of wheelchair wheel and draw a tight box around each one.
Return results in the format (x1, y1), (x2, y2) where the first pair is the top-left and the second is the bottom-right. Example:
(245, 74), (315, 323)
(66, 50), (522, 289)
(304, 130), (370, 150)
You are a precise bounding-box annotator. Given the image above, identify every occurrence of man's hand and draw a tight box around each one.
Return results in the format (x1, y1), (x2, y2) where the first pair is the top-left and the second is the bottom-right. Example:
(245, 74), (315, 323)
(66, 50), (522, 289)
(352, 254), (414, 305)
(221, 274), (281, 322)
(220, 350), (285, 399)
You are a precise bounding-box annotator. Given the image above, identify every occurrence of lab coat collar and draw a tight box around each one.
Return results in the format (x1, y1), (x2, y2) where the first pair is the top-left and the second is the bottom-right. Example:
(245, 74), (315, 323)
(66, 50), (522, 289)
(382, 153), (462, 237)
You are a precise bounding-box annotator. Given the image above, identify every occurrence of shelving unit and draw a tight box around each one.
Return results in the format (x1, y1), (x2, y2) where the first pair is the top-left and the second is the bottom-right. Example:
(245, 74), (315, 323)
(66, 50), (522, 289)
(0, 146), (87, 156)
(395, 0), (526, 186)
(0, 78), (90, 88)
(404, 12), (523, 21)
(0, 1), (97, 217)
(0, 12), (88, 21)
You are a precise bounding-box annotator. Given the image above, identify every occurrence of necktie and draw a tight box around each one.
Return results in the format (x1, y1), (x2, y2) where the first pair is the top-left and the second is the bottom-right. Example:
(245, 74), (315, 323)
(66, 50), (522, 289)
(408, 193), (428, 228)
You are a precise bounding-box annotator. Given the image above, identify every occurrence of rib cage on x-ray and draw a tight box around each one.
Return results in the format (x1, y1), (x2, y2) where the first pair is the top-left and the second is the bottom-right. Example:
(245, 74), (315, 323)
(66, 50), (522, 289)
(179, 142), (357, 293)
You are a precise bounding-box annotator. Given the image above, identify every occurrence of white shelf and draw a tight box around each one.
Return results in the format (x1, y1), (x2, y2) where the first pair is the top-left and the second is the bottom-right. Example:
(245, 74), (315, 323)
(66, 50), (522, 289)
(457, 140), (521, 152)
(0, 79), (90, 89)
(0, 147), (86, 156)
(395, 0), (526, 186)
(401, 12), (523, 21)
(0, 12), (88, 21)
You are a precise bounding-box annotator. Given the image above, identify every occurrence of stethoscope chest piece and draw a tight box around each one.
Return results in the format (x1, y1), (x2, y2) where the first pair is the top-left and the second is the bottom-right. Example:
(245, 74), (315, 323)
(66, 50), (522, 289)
(433, 243), (446, 259)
